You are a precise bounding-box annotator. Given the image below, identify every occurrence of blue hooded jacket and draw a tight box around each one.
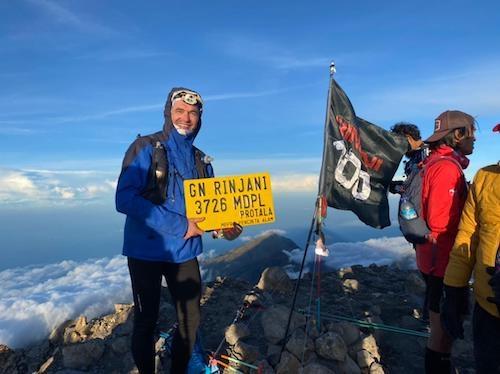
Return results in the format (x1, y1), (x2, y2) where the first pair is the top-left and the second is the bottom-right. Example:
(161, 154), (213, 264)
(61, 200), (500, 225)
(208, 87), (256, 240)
(115, 87), (213, 263)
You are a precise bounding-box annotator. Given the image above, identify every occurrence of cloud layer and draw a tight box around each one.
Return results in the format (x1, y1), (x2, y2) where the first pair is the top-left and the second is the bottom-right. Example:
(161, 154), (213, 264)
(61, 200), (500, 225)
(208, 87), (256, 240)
(0, 167), (116, 205)
(0, 236), (413, 348)
(284, 236), (416, 277)
(0, 162), (321, 205)
(0, 256), (131, 348)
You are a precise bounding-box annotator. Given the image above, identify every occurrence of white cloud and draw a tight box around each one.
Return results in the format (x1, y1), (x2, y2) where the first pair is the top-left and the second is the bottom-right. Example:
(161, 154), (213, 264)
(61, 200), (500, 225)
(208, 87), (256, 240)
(284, 236), (415, 278)
(27, 0), (115, 35)
(0, 169), (40, 202)
(358, 59), (500, 120)
(53, 186), (76, 199)
(0, 167), (116, 205)
(0, 256), (131, 348)
(239, 228), (287, 242)
(1, 86), (308, 126)
(75, 49), (171, 62)
(211, 33), (375, 71)
(0, 236), (414, 347)
(271, 174), (318, 192)
(0, 126), (36, 135)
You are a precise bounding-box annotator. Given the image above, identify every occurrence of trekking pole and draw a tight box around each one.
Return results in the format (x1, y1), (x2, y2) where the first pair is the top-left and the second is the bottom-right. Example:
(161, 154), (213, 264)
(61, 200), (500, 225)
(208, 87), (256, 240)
(278, 201), (318, 362)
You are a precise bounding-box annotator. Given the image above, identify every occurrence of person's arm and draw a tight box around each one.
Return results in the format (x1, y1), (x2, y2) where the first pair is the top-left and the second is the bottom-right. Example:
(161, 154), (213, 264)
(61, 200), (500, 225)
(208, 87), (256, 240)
(441, 171), (479, 339)
(115, 144), (188, 237)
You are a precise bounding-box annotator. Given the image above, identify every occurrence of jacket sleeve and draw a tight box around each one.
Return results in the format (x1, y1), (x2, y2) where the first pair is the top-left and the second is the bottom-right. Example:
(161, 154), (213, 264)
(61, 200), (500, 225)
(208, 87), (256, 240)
(115, 144), (188, 237)
(425, 161), (466, 241)
(444, 172), (480, 287)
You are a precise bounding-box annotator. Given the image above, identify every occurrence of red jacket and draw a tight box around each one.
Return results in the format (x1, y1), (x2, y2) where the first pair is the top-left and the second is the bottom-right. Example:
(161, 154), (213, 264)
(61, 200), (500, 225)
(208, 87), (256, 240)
(416, 145), (469, 277)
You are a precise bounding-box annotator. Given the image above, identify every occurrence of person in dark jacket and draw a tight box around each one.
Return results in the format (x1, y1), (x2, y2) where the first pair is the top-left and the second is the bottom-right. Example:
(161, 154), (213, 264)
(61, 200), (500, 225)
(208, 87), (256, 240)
(389, 122), (426, 192)
(416, 110), (475, 374)
(116, 88), (241, 374)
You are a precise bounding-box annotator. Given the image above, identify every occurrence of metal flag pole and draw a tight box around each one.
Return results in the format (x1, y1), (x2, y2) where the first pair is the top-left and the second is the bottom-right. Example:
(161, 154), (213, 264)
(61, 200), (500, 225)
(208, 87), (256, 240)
(278, 62), (336, 363)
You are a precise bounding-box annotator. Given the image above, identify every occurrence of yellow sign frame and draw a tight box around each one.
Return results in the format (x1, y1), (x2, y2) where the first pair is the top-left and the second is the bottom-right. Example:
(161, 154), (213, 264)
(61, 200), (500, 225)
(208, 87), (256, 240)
(184, 172), (275, 231)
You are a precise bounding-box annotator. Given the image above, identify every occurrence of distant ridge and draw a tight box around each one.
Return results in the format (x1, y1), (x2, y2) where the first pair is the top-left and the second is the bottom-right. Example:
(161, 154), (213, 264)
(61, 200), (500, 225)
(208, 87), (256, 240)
(202, 232), (298, 283)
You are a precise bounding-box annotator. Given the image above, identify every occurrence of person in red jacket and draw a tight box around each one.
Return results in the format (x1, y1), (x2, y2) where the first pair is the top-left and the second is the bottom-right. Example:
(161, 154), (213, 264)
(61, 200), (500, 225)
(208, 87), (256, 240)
(417, 110), (476, 373)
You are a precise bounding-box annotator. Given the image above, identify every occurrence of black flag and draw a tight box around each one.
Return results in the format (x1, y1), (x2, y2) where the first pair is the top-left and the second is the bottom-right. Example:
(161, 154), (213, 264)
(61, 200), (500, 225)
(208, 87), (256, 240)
(318, 78), (409, 228)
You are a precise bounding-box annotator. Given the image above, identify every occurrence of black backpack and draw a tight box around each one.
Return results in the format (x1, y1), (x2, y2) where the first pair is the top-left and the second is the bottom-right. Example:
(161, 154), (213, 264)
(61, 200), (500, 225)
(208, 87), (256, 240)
(398, 156), (462, 244)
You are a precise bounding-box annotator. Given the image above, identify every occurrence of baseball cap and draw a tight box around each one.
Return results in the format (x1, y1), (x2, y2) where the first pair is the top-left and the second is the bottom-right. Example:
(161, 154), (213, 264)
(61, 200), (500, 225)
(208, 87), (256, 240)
(425, 110), (475, 143)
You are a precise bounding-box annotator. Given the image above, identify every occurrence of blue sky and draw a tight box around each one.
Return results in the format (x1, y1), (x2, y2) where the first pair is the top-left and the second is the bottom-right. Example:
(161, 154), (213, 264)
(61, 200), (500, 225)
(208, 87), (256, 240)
(1, 0), (499, 269)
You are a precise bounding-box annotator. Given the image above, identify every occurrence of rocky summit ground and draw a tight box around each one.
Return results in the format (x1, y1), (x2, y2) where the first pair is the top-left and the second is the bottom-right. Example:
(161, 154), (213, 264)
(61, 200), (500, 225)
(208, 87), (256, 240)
(1, 236), (475, 373)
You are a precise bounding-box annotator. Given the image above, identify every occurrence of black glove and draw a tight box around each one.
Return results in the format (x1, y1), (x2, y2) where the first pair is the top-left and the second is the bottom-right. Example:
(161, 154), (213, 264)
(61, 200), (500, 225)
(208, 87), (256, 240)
(441, 285), (469, 340)
(486, 267), (500, 315)
(212, 222), (243, 241)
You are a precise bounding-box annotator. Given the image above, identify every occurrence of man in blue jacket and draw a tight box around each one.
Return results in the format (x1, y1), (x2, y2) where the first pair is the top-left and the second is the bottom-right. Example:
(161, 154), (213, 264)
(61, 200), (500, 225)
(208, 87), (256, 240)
(116, 87), (241, 374)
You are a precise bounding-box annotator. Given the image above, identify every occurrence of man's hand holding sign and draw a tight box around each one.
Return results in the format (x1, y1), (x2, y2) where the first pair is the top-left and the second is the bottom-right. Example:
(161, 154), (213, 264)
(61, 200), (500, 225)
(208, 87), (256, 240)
(184, 172), (275, 240)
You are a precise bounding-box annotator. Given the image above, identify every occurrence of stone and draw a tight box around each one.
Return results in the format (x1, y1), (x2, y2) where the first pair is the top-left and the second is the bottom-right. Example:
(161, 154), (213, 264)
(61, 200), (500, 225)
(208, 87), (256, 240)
(330, 354), (361, 374)
(267, 344), (280, 357)
(275, 351), (300, 374)
(111, 336), (129, 354)
(343, 279), (359, 293)
(63, 330), (82, 345)
(113, 313), (134, 336)
(74, 316), (89, 336)
(357, 350), (375, 369)
(369, 361), (385, 374)
(244, 293), (261, 306)
(62, 340), (105, 369)
(49, 320), (73, 345)
(114, 304), (134, 325)
(405, 272), (426, 295)
(399, 315), (422, 330)
(363, 315), (385, 341)
(225, 323), (250, 346)
(327, 322), (360, 346)
(257, 267), (293, 293)
(369, 305), (382, 316)
(155, 337), (166, 355)
(338, 267), (353, 279)
(315, 332), (347, 361)
(89, 319), (114, 340)
(232, 341), (260, 363)
(25, 339), (50, 361)
(37, 355), (56, 373)
(261, 304), (306, 344)
(300, 362), (335, 374)
(0, 345), (18, 374)
(257, 359), (275, 374)
(359, 335), (380, 361)
(285, 328), (314, 360)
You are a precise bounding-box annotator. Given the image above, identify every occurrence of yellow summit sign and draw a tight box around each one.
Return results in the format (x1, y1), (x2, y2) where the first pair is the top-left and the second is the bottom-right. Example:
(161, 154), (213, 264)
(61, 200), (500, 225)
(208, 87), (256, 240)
(184, 172), (275, 231)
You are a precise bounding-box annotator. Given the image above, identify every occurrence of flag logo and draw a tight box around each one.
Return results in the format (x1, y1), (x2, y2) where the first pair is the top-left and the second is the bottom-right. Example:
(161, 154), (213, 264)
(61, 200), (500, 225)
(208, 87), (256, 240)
(318, 78), (408, 228)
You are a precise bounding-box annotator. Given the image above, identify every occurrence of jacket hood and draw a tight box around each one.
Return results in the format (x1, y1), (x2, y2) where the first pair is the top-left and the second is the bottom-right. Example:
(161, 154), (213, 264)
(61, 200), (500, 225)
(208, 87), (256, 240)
(163, 86), (203, 140)
(427, 144), (470, 169)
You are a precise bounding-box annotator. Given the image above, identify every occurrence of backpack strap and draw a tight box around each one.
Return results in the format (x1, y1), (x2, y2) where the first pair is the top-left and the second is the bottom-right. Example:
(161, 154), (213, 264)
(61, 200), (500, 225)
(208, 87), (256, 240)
(423, 155), (463, 173)
(141, 134), (169, 205)
(194, 147), (211, 178)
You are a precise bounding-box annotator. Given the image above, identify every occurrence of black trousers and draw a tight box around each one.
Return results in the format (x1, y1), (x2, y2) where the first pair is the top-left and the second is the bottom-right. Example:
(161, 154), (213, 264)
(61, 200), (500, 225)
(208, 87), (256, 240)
(128, 257), (202, 374)
(473, 303), (500, 373)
